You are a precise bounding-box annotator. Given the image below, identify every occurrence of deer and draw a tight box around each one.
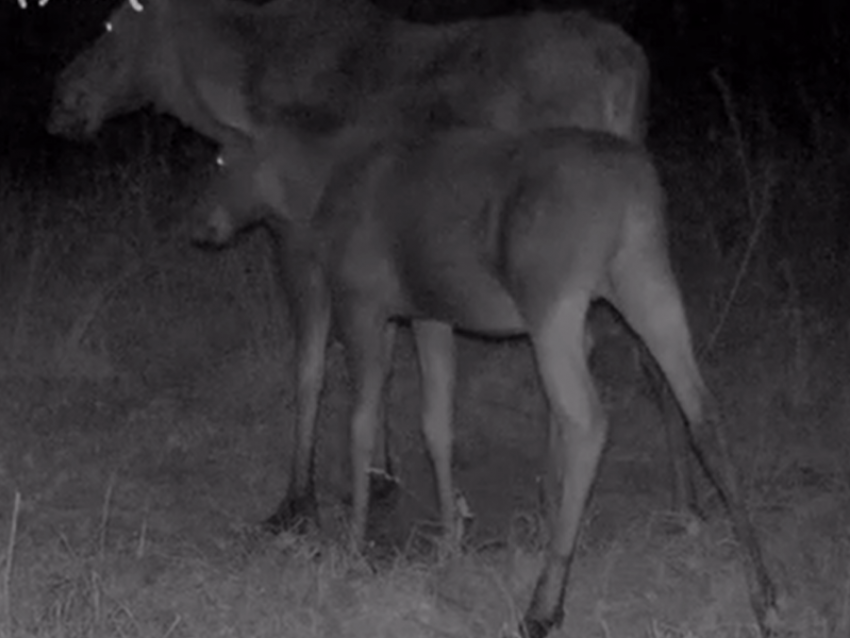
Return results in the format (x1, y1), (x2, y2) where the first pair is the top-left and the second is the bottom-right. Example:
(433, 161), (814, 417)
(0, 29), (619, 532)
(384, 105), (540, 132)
(195, 117), (779, 638)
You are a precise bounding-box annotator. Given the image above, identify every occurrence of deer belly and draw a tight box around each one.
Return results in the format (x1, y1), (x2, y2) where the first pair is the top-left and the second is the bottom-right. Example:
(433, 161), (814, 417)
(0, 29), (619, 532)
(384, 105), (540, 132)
(401, 258), (526, 334)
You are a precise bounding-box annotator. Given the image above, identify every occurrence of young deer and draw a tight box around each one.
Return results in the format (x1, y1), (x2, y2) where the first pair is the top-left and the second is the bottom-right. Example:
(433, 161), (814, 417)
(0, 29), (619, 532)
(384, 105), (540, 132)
(200, 123), (778, 638)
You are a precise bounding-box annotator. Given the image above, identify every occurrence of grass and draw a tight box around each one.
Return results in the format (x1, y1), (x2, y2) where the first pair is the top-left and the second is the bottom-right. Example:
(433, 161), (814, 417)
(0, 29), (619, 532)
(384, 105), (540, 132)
(0, 106), (846, 636)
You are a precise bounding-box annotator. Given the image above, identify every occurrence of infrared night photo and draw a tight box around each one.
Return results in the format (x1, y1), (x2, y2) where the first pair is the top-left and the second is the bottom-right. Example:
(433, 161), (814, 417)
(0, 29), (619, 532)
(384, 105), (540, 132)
(0, 1), (845, 636)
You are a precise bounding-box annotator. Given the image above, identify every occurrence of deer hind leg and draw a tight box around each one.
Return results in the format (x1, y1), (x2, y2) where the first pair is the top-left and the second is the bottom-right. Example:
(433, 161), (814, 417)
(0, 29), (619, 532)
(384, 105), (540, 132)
(368, 322), (401, 505)
(412, 320), (459, 545)
(264, 272), (331, 533)
(522, 292), (606, 638)
(636, 344), (702, 517)
(339, 303), (395, 548)
(612, 252), (780, 633)
(586, 317), (699, 517)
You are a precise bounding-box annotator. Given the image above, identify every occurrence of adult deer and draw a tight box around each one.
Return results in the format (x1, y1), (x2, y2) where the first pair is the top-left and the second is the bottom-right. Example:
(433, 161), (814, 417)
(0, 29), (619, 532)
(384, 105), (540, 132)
(197, 117), (779, 638)
(49, 0), (694, 537)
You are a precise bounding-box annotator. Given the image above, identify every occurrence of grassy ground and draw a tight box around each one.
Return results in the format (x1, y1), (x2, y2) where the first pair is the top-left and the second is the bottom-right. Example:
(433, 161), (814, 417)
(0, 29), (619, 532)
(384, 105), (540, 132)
(0, 113), (845, 637)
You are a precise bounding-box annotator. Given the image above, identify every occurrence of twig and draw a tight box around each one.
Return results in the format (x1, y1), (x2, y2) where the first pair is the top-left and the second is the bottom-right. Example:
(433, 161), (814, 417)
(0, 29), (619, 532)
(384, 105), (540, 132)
(710, 70), (757, 222)
(702, 70), (778, 357)
(136, 497), (149, 560)
(162, 615), (182, 638)
(99, 473), (116, 559)
(3, 491), (21, 634)
(702, 164), (776, 357)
